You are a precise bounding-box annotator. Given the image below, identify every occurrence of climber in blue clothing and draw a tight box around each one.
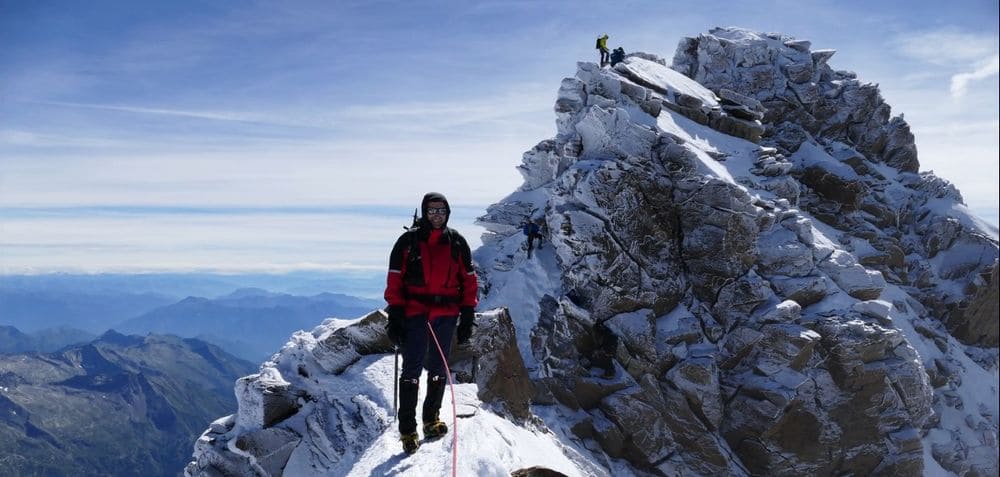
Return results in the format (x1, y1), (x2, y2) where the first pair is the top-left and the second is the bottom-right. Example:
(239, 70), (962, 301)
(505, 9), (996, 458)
(610, 47), (626, 67)
(522, 220), (544, 258)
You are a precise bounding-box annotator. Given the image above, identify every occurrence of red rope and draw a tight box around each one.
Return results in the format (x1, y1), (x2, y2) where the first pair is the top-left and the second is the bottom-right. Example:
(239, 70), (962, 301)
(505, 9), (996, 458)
(427, 320), (458, 477)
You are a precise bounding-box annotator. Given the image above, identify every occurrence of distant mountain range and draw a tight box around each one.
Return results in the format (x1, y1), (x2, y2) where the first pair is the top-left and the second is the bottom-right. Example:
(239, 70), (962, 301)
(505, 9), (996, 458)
(1, 273), (385, 360)
(0, 271), (383, 302)
(0, 330), (255, 476)
(0, 286), (178, 333)
(0, 325), (95, 354)
(0, 274), (374, 475)
(115, 288), (383, 361)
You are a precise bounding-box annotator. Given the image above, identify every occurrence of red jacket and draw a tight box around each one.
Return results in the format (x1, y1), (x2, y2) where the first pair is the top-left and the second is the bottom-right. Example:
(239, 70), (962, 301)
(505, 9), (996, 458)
(385, 227), (478, 320)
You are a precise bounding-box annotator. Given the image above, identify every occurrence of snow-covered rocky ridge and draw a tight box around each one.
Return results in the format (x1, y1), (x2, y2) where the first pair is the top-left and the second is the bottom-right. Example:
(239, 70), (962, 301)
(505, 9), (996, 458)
(187, 28), (998, 476)
(185, 308), (601, 476)
(477, 27), (998, 475)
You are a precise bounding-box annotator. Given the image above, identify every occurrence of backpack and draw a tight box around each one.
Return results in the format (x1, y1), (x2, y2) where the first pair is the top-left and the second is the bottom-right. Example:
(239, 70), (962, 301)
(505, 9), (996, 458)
(595, 38), (600, 49)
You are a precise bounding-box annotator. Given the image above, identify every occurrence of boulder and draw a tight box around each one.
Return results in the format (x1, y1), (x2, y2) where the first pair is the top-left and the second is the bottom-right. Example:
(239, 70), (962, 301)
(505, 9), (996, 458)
(769, 275), (829, 307)
(881, 116), (919, 172)
(796, 163), (869, 209)
(511, 467), (571, 477)
(662, 100), (710, 125)
(233, 427), (301, 477)
(453, 309), (533, 420)
(709, 112), (765, 143)
(783, 39), (812, 52)
(757, 226), (815, 277)
(675, 92), (706, 109)
(234, 369), (299, 431)
(757, 175), (801, 203)
(947, 261), (999, 346)
(719, 88), (764, 113)
(818, 250), (886, 300)
(751, 154), (794, 177)
(312, 310), (391, 374)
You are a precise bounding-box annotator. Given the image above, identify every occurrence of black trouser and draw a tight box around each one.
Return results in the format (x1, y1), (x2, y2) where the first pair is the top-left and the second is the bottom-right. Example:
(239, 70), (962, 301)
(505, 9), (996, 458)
(527, 233), (543, 257)
(600, 48), (610, 65)
(397, 315), (457, 435)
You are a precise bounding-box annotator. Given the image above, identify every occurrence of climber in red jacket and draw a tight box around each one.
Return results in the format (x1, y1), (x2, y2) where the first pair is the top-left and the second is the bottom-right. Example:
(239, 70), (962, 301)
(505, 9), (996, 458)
(384, 192), (478, 455)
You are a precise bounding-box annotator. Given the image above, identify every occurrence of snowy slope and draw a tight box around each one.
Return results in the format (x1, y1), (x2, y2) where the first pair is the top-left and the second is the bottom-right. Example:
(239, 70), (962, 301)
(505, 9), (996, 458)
(187, 311), (609, 477)
(281, 355), (591, 476)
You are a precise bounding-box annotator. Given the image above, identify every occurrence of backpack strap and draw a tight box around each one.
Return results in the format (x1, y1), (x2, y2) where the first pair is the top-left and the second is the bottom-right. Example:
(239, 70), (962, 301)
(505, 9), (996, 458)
(403, 228), (425, 286)
(446, 229), (473, 271)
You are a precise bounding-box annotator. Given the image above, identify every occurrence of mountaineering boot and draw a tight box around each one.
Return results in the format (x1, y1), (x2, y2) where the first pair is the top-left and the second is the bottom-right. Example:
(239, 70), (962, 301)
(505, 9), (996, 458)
(400, 432), (420, 454)
(423, 419), (448, 439)
(398, 378), (420, 453)
(422, 375), (449, 439)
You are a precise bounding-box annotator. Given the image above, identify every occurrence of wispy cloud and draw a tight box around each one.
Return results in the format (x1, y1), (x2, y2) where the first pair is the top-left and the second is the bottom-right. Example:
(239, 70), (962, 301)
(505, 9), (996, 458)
(891, 29), (999, 98)
(30, 71), (554, 128)
(893, 30), (998, 64)
(0, 129), (136, 149)
(912, 118), (1000, 136)
(31, 100), (322, 129)
(951, 54), (1000, 97)
(0, 205), (486, 274)
(328, 87), (554, 135)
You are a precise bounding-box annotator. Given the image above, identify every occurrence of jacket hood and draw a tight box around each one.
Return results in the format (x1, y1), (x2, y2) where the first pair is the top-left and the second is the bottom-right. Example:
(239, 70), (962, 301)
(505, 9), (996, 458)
(420, 192), (450, 228)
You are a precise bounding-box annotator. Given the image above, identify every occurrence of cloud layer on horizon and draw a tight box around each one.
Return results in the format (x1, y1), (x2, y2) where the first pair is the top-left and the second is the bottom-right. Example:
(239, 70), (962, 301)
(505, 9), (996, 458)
(2, 0), (996, 273)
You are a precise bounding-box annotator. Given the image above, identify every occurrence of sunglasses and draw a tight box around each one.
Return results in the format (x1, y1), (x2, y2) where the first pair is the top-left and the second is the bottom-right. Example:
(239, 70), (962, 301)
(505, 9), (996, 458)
(426, 207), (448, 216)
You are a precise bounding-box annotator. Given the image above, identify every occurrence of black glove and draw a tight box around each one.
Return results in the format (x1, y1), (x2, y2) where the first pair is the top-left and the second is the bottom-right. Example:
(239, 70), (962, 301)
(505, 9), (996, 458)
(457, 307), (475, 344)
(386, 306), (405, 346)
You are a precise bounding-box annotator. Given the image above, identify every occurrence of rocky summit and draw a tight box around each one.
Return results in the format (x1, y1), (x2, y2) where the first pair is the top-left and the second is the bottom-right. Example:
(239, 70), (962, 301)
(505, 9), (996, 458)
(187, 28), (998, 476)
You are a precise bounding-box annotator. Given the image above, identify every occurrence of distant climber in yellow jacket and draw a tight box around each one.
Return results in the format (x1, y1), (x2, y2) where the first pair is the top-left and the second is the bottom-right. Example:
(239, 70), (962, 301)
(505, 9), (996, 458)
(596, 34), (610, 67)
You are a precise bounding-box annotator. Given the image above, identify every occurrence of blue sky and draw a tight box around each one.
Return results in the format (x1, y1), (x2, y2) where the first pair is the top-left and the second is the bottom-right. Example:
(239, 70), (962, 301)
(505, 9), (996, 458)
(1, 0), (997, 274)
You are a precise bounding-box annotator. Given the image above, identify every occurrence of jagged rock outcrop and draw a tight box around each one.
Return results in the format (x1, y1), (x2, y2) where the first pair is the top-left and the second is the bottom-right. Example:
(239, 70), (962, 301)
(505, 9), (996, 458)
(666, 29), (999, 475)
(186, 309), (531, 476)
(612, 54), (765, 143)
(476, 27), (997, 476)
(672, 28), (997, 354)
